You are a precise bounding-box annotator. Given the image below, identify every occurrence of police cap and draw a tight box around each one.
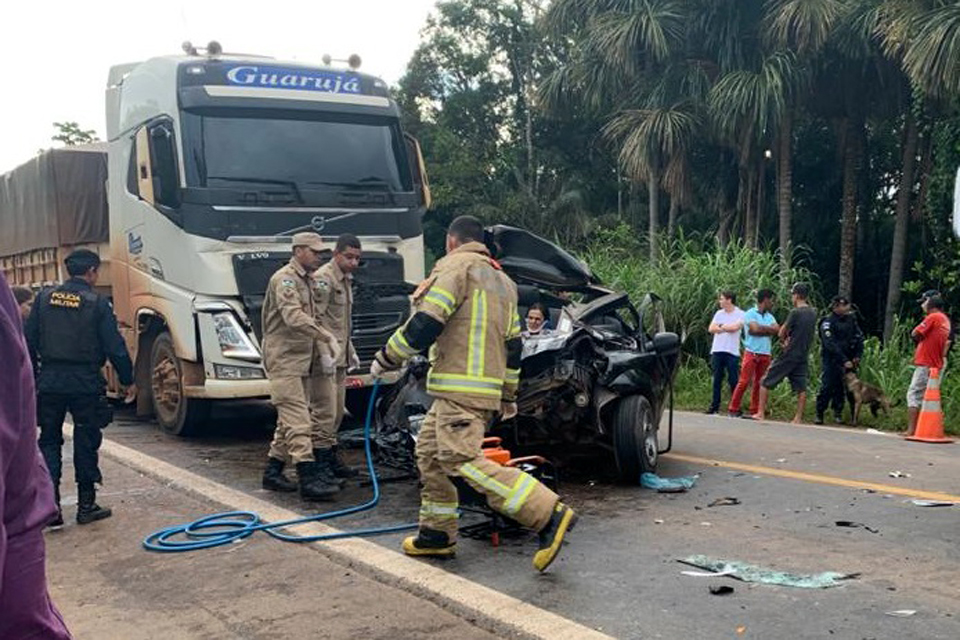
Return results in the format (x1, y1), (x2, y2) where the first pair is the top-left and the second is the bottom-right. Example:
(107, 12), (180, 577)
(291, 232), (325, 252)
(64, 249), (101, 276)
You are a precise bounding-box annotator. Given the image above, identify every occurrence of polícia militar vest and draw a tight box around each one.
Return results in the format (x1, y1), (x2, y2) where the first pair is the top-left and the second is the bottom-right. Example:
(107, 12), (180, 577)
(38, 285), (102, 366)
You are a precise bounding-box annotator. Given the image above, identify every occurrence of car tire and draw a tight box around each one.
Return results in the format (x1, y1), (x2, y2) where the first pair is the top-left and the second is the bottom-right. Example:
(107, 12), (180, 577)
(612, 394), (658, 482)
(149, 332), (210, 436)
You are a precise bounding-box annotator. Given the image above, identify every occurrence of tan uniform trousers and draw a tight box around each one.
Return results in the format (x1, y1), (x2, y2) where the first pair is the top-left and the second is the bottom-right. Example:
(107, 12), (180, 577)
(310, 368), (346, 449)
(416, 398), (558, 540)
(267, 373), (338, 464)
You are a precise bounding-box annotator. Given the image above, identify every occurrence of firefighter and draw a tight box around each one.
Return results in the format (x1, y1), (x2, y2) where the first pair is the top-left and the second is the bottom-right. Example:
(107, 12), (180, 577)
(815, 295), (864, 424)
(371, 216), (577, 572)
(311, 233), (362, 480)
(25, 249), (136, 526)
(260, 232), (342, 501)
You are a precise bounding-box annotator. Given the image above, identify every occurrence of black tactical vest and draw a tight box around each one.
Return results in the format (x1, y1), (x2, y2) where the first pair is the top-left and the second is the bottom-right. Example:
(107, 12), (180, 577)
(38, 284), (102, 366)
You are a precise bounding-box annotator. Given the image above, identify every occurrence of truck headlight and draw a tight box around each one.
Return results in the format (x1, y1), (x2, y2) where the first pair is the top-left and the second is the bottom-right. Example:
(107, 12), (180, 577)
(212, 312), (260, 361)
(214, 363), (266, 380)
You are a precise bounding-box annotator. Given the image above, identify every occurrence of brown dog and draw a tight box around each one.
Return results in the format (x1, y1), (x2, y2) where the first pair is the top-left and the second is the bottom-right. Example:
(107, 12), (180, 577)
(844, 371), (897, 425)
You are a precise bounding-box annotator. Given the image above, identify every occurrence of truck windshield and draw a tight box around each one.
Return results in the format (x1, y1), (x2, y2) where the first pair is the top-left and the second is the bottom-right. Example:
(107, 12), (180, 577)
(183, 113), (411, 192)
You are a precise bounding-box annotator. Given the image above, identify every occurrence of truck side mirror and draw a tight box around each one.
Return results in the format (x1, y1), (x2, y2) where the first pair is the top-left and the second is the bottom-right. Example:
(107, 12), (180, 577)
(404, 133), (432, 210)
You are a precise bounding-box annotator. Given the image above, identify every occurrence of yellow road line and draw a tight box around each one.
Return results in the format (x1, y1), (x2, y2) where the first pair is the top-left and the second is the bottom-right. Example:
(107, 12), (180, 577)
(666, 453), (960, 503)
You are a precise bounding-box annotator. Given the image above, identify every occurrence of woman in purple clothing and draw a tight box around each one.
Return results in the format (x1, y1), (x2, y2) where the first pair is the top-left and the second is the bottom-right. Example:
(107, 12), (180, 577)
(0, 272), (72, 639)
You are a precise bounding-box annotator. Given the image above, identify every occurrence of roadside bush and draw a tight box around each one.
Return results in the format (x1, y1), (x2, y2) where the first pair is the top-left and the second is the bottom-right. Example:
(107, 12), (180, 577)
(582, 224), (958, 434)
(583, 224), (818, 357)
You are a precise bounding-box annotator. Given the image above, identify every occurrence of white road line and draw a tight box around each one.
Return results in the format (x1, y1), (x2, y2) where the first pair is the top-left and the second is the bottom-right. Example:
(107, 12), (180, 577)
(65, 424), (609, 640)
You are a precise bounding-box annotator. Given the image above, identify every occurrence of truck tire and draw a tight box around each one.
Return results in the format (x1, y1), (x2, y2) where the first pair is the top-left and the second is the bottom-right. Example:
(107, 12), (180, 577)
(612, 394), (658, 482)
(149, 332), (210, 436)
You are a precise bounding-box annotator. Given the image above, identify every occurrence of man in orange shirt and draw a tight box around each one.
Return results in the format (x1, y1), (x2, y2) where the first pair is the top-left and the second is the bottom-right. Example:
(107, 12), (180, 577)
(906, 291), (952, 436)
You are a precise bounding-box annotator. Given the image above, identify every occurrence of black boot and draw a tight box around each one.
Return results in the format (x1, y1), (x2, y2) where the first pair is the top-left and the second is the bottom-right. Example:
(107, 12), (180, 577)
(316, 447), (355, 482)
(329, 445), (359, 479)
(313, 448), (347, 487)
(76, 484), (112, 525)
(296, 462), (339, 502)
(48, 485), (64, 530)
(262, 457), (298, 492)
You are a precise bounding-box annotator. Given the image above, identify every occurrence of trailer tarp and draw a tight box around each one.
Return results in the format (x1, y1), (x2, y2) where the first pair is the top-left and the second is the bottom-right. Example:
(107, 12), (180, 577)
(0, 144), (109, 257)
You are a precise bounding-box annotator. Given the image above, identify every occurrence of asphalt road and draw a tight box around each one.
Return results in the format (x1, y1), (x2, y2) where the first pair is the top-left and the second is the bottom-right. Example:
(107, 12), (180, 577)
(102, 404), (960, 640)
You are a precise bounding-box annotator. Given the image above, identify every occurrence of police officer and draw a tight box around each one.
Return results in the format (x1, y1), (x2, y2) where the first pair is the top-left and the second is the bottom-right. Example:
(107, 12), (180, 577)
(25, 249), (136, 526)
(815, 295), (864, 424)
(371, 216), (577, 573)
(312, 233), (362, 480)
(260, 232), (342, 500)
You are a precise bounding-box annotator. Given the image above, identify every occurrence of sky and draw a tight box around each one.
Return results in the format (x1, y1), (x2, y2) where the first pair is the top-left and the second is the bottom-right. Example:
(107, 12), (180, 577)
(0, 0), (437, 173)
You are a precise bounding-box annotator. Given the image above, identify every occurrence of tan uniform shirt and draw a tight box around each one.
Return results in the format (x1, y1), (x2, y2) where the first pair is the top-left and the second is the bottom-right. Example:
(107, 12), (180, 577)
(388, 242), (521, 411)
(261, 258), (335, 377)
(314, 259), (356, 368)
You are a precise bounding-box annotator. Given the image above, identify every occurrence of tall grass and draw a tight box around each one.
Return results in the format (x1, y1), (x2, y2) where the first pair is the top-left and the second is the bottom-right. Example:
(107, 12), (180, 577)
(583, 225), (818, 357)
(582, 224), (958, 434)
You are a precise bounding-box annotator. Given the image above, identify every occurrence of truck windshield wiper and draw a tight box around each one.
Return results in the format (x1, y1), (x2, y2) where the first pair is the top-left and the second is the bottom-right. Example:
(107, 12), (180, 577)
(206, 176), (303, 203)
(305, 178), (394, 191)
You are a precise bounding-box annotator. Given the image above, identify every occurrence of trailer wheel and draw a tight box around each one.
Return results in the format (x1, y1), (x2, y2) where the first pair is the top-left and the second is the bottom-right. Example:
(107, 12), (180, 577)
(612, 394), (658, 482)
(150, 332), (209, 436)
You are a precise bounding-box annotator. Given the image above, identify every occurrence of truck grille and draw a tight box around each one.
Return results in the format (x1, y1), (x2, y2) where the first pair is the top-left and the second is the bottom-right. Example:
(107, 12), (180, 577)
(231, 251), (412, 366)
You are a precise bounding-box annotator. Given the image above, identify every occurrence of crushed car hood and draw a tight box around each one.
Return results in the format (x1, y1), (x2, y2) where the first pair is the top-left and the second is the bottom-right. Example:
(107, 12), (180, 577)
(485, 225), (602, 292)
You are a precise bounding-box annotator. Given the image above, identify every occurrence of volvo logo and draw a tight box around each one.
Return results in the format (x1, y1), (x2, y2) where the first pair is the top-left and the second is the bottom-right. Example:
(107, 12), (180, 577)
(311, 216), (325, 232)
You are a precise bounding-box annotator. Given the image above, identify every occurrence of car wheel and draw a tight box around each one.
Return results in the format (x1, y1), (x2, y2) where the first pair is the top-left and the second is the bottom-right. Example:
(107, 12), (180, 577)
(149, 332), (210, 436)
(612, 394), (658, 482)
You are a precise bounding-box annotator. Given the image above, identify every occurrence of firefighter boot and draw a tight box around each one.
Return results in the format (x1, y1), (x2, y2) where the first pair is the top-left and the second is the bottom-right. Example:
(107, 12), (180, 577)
(262, 457), (298, 493)
(313, 448), (347, 487)
(402, 527), (457, 558)
(296, 461), (340, 501)
(48, 484), (64, 530)
(76, 484), (112, 525)
(329, 445), (360, 479)
(533, 502), (578, 572)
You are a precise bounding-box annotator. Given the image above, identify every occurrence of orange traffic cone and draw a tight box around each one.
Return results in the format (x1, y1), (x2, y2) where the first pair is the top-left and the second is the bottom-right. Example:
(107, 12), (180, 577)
(906, 367), (954, 444)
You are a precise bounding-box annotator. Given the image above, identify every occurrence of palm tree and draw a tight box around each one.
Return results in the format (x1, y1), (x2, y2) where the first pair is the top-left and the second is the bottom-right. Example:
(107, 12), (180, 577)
(898, 2), (960, 100)
(876, 0), (954, 340)
(540, 0), (689, 262)
(763, 0), (844, 275)
(604, 104), (698, 261)
(708, 51), (802, 259)
(812, 0), (890, 299)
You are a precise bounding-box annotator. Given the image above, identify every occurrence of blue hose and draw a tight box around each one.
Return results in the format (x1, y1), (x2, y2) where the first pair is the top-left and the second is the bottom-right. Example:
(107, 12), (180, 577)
(143, 381), (418, 552)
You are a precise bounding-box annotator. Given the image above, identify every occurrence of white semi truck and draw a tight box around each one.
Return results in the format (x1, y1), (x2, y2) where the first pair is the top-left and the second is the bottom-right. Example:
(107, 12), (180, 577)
(0, 44), (431, 435)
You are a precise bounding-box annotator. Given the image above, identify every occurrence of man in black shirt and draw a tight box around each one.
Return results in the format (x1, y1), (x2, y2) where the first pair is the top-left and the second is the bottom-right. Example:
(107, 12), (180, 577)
(815, 296), (865, 424)
(25, 250), (136, 526)
(752, 283), (818, 423)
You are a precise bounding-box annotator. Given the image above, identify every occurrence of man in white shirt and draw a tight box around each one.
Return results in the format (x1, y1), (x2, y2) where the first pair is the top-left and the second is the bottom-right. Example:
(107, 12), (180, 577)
(706, 290), (745, 415)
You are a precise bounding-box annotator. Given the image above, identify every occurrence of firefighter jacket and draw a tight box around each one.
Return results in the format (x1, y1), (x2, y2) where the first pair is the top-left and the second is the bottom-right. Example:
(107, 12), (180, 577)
(314, 259), (356, 368)
(261, 258), (336, 377)
(376, 241), (523, 411)
(819, 311), (864, 363)
(25, 277), (134, 395)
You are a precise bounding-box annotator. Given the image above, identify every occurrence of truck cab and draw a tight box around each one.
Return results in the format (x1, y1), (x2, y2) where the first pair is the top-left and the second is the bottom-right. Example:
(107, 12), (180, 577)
(106, 48), (430, 434)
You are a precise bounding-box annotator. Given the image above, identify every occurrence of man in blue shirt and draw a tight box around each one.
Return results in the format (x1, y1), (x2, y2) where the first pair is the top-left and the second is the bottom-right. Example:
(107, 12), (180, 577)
(729, 289), (779, 417)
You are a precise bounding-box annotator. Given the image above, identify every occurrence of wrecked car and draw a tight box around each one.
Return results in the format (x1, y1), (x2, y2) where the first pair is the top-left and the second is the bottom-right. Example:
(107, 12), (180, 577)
(374, 225), (681, 482)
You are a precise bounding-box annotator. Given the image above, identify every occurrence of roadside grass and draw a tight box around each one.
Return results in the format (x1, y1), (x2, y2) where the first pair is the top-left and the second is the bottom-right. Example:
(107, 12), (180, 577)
(584, 226), (959, 436)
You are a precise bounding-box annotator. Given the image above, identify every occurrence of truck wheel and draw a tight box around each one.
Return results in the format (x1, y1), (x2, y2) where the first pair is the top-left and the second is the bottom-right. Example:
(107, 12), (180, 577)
(149, 332), (210, 436)
(612, 395), (658, 482)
